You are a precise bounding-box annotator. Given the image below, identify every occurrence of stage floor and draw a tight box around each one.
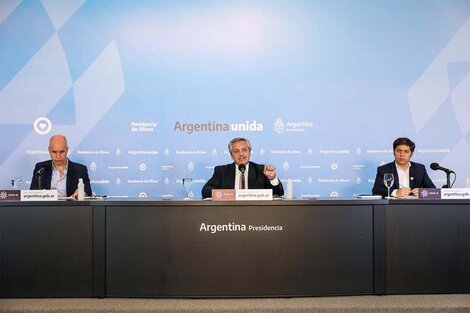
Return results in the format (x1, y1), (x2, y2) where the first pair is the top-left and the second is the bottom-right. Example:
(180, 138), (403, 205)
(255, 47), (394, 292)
(1, 294), (470, 313)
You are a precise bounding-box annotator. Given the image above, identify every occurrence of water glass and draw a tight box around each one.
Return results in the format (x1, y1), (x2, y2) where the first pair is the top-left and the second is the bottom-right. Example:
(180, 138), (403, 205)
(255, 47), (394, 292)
(383, 173), (394, 199)
(182, 177), (193, 200)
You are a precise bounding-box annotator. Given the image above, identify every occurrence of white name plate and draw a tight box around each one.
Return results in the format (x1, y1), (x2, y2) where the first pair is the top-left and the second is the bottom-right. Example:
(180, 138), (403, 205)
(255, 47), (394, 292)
(21, 190), (58, 201)
(440, 188), (470, 199)
(236, 189), (273, 201)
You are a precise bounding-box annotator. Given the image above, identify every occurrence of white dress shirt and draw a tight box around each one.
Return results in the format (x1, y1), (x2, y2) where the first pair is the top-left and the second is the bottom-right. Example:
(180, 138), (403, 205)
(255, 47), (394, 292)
(234, 163), (280, 188)
(234, 163), (249, 189)
(391, 162), (410, 197)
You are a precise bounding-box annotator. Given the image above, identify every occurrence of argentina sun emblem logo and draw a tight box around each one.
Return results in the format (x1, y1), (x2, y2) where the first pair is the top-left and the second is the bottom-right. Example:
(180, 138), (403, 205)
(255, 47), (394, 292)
(274, 118), (285, 134)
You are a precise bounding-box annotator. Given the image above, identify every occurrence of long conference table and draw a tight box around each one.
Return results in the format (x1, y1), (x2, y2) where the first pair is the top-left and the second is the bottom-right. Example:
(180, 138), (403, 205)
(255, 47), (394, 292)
(0, 198), (469, 298)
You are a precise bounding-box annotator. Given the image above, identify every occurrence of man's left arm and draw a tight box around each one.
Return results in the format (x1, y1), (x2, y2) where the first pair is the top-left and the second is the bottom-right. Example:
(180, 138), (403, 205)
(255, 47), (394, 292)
(263, 164), (284, 196)
(412, 164), (436, 190)
(422, 170), (436, 188)
(71, 163), (92, 196)
(82, 167), (92, 196)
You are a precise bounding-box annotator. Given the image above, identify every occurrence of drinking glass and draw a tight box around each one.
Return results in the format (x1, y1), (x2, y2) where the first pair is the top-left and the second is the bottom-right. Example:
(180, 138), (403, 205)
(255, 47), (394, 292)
(383, 173), (394, 199)
(182, 177), (193, 200)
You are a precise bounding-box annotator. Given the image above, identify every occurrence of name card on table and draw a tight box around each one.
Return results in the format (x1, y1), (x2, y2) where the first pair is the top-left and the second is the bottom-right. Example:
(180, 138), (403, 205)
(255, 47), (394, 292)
(418, 188), (441, 199)
(212, 189), (236, 201)
(440, 188), (470, 199)
(0, 190), (21, 200)
(419, 188), (470, 199)
(21, 190), (58, 201)
(211, 189), (273, 201)
(236, 189), (273, 201)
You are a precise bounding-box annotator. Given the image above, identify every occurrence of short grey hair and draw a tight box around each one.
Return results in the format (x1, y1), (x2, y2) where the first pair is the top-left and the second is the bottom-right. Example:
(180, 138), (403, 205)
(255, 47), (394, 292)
(228, 137), (252, 154)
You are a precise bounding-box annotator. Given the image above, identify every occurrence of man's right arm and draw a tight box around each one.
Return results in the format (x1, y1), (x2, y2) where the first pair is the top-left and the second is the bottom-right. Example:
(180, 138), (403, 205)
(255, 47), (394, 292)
(372, 168), (387, 197)
(201, 166), (222, 199)
(30, 163), (41, 190)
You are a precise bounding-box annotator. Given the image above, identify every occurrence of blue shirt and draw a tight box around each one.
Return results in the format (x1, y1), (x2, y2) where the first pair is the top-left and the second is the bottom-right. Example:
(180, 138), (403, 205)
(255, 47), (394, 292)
(51, 161), (68, 197)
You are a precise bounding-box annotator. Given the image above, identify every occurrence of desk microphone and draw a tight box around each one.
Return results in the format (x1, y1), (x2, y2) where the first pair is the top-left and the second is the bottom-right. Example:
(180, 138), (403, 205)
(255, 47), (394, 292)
(238, 164), (246, 173)
(35, 165), (50, 190)
(430, 162), (454, 174)
(36, 167), (46, 176)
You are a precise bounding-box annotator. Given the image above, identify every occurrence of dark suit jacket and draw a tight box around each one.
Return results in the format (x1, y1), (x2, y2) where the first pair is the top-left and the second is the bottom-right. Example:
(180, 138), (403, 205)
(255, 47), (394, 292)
(30, 160), (92, 197)
(201, 161), (284, 199)
(372, 161), (435, 197)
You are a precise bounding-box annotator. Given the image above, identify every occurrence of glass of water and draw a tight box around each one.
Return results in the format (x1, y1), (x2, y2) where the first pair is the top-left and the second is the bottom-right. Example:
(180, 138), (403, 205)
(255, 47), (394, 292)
(383, 173), (394, 199)
(182, 177), (193, 200)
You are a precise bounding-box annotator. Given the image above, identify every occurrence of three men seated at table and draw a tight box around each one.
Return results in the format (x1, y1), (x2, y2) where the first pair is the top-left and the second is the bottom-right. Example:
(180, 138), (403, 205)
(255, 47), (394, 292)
(30, 135), (438, 200)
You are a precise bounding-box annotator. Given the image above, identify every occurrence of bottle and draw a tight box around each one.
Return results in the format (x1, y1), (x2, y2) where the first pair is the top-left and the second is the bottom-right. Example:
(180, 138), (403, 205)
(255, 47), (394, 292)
(286, 178), (293, 199)
(78, 178), (85, 200)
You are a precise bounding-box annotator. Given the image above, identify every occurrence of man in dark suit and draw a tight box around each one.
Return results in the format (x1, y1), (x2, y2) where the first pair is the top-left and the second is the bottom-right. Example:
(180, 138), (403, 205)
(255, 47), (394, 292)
(201, 137), (284, 199)
(372, 137), (435, 198)
(30, 134), (92, 198)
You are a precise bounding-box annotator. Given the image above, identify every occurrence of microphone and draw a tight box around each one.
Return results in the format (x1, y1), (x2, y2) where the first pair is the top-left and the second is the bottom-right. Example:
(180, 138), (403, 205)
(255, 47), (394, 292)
(238, 164), (246, 173)
(35, 163), (51, 177)
(430, 162), (454, 174)
(36, 167), (46, 176)
(35, 165), (49, 190)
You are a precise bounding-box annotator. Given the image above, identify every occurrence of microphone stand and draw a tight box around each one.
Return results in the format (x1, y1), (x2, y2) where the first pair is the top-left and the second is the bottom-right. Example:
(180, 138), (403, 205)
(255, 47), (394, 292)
(36, 172), (43, 190)
(441, 172), (451, 188)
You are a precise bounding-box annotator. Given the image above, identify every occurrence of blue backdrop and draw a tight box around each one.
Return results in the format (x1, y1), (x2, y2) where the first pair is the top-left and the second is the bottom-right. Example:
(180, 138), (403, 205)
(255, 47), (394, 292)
(1, 0), (469, 198)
